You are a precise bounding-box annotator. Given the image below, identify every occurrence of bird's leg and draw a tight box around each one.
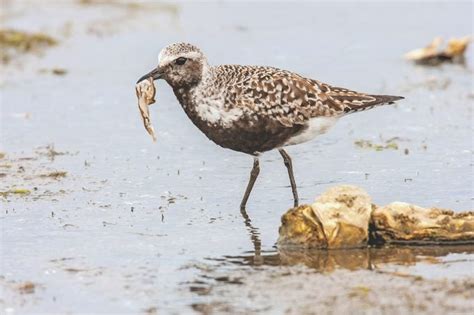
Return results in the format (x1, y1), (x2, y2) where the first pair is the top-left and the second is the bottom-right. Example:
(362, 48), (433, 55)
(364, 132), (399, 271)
(278, 149), (299, 207)
(240, 157), (260, 210)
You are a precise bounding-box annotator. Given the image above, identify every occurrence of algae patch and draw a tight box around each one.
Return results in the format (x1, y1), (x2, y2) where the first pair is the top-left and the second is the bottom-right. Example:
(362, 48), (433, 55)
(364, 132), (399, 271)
(39, 171), (67, 179)
(354, 139), (399, 151)
(0, 147), (73, 201)
(0, 188), (31, 197)
(0, 29), (58, 64)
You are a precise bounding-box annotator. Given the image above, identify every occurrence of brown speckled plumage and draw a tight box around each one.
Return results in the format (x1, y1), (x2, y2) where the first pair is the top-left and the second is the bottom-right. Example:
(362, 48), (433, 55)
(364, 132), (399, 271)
(137, 42), (404, 208)
(149, 43), (403, 155)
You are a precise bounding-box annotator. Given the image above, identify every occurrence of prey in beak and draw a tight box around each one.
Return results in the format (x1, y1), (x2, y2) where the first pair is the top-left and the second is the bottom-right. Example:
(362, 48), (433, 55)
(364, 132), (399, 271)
(136, 67), (164, 84)
(135, 76), (158, 142)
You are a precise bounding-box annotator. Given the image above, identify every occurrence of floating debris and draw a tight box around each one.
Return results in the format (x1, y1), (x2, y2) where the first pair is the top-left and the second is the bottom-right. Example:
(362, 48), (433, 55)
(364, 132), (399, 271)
(354, 139), (399, 151)
(0, 29), (57, 64)
(39, 171), (67, 179)
(0, 188), (31, 197)
(39, 68), (68, 76)
(349, 286), (371, 298)
(36, 144), (67, 161)
(144, 306), (158, 315)
(278, 185), (474, 249)
(52, 68), (67, 75)
(135, 77), (157, 141)
(404, 36), (472, 66)
(9, 188), (30, 195)
(78, 0), (180, 14)
(17, 281), (36, 294)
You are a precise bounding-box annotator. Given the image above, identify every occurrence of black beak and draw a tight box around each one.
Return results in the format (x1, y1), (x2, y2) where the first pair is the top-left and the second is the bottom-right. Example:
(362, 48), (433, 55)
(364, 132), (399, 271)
(136, 67), (164, 84)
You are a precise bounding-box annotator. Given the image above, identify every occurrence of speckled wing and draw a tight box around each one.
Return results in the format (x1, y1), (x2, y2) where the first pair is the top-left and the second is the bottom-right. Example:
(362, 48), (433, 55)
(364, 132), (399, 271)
(227, 66), (403, 128)
(318, 82), (404, 115)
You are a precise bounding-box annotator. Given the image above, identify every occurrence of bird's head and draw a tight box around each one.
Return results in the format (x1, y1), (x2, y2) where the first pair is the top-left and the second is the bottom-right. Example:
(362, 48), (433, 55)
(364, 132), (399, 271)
(137, 42), (208, 88)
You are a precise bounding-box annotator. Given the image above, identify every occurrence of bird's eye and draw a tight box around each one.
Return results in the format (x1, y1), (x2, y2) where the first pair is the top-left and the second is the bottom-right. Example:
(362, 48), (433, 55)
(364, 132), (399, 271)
(175, 57), (187, 65)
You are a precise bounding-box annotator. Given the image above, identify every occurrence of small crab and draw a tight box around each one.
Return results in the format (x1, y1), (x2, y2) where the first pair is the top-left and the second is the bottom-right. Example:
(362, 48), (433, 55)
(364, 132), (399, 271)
(135, 77), (157, 141)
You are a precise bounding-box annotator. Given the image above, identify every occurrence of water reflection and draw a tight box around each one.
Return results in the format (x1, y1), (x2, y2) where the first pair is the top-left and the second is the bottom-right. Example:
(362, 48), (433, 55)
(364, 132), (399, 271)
(239, 206), (263, 265)
(221, 245), (473, 273)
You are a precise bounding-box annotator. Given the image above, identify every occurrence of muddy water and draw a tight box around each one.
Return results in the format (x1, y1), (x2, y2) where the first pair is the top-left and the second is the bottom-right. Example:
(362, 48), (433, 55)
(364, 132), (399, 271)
(1, 1), (473, 314)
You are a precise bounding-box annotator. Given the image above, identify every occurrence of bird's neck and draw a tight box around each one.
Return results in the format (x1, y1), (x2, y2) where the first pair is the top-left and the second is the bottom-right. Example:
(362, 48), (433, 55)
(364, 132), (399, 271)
(172, 65), (215, 109)
(171, 66), (242, 129)
(173, 63), (213, 104)
(171, 66), (215, 123)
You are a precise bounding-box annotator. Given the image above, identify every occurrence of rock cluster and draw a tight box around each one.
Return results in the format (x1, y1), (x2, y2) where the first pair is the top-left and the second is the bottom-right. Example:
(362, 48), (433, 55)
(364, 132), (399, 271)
(278, 185), (474, 249)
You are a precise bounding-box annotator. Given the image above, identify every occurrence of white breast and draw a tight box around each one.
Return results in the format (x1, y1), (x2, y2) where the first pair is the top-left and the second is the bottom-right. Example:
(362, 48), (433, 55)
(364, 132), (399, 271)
(284, 116), (339, 146)
(193, 94), (244, 128)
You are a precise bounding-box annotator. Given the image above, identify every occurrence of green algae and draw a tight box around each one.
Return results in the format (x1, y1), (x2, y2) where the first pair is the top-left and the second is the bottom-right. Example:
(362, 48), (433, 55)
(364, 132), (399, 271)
(0, 29), (58, 63)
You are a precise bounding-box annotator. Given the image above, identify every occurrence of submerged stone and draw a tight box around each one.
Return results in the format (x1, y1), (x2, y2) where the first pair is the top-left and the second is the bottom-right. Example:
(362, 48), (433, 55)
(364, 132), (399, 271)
(404, 36), (472, 66)
(278, 185), (474, 249)
(371, 202), (474, 245)
(278, 185), (373, 249)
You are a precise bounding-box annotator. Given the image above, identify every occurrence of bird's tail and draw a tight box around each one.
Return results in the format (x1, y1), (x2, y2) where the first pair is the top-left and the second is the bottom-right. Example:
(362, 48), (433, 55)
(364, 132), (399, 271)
(343, 94), (405, 114)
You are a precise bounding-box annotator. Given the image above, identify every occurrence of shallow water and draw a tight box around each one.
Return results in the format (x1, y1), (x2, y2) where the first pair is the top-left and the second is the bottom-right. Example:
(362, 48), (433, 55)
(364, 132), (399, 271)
(1, 1), (473, 314)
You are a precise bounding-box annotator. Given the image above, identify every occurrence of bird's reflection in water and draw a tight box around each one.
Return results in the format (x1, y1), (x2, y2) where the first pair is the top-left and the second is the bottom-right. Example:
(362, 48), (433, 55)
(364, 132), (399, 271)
(239, 206), (264, 265)
(228, 243), (474, 274)
(235, 207), (474, 273)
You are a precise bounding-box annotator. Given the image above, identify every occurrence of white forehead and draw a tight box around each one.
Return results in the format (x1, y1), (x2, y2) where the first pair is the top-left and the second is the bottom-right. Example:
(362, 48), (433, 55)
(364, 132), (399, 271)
(158, 43), (203, 66)
(158, 51), (202, 66)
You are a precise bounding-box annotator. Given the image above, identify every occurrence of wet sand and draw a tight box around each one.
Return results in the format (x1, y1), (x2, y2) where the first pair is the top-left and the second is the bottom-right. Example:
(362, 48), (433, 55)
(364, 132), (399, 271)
(1, 1), (473, 314)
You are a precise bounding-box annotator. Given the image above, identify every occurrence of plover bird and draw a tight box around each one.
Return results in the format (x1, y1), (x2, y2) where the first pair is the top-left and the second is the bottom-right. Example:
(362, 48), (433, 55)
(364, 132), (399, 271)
(137, 43), (404, 209)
